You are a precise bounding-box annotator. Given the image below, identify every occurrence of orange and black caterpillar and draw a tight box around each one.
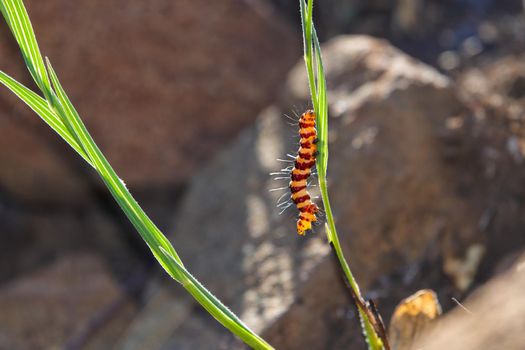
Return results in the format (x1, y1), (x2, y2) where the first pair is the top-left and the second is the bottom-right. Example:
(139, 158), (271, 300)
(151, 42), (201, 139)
(290, 110), (319, 235)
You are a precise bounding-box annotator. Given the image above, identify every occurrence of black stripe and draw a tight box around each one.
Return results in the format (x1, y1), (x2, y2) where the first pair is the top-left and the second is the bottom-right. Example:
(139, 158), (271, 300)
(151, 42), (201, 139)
(298, 151), (314, 160)
(293, 194), (311, 204)
(294, 160), (316, 170)
(290, 185), (306, 193)
(300, 131), (316, 138)
(291, 172), (310, 181)
(299, 121), (315, 128)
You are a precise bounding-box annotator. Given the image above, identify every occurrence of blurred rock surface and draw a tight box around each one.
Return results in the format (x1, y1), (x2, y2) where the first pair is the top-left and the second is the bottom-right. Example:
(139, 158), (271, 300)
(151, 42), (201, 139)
(0, 254), (136, 350)
(120, 35), (472, 349)
(0, 0), (299, 205)
(287, 35), (475, 294)
(451, 55), (525, 280)
(417, 254), (525, 350)
(2, 2), (525, 350)
(0, 197), (142, 284)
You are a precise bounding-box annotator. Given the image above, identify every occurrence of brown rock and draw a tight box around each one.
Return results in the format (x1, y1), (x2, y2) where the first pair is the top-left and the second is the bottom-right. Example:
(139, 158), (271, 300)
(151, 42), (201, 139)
(0, 0), (299, 204)
(0, 111), (91, 205)
(0, 254), (136, 350)
(115, 282), (193, 350)
(0, 205), (140, 284)
(417, 255), (525, 350)
(459, 56), (525, 103)
(288, 35), (471, 288)
(454, 55), (525, 277)
(122, 35), (472, 349)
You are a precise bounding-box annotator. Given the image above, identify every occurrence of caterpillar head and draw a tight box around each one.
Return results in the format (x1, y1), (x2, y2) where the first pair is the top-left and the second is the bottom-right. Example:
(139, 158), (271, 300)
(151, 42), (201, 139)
(297, 204), (318, 235)
(297, 218), (312, 235)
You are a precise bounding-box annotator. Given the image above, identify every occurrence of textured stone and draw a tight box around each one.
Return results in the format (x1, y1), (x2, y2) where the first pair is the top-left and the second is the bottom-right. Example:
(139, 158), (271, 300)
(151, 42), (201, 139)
(288, 35), (470, 289)
(0, 0), (299, 204)
(0, 254), (136, 350)
(123, 35), (471, 349)
(0, 104), (91, 205)
(0, 204), (139, 284)
(115, 281), (192, 350)
(417, 254), (525, 350)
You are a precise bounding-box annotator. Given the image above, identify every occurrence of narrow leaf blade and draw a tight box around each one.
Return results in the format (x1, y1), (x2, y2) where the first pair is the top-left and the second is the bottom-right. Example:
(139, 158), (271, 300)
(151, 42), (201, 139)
(0, 70), (91, 165)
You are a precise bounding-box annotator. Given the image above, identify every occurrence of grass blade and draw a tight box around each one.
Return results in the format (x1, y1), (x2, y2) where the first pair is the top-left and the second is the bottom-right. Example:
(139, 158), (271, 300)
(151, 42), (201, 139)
(0, 0), (275, 348)
(312, 28), (328, 174)
(299, 0), (388, 349)
(0, 70), (91, 165)
(46, 59), (184, 279)
(159, 247), (272, 349)
(0, 0), (52, 99)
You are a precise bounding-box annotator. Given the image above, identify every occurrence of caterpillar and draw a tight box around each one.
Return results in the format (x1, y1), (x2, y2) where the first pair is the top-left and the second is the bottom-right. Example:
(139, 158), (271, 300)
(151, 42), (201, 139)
(290, 109), (319, 235)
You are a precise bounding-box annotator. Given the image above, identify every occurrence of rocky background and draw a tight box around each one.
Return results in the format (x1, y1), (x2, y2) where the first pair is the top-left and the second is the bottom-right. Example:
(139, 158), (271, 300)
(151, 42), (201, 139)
(1, 0), (525, 349)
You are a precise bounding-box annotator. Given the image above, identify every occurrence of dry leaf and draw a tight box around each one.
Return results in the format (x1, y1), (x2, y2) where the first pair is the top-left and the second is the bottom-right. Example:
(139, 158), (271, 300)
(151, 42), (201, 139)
(388, 289), (442, 350)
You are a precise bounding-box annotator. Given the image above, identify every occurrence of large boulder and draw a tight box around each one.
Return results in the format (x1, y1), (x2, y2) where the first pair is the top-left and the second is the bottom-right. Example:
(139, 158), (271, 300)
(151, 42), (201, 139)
(0, 111), (91, 205)
(0, 203), (141, 284)
(286, 36), (473, 286)
(417, 254), (525, 350)
(0, 254), (136, 350)
(0, 0), (299, 205)
(120, 35), (474, 349)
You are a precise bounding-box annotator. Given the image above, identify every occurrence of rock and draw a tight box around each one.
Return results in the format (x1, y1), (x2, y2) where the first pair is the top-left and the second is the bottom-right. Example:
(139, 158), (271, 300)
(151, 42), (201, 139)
(115, 281), (193, 350)
(121, 35), (472, 349)
(0, 106), (92, 205)
(288, 35), (472, 287)
(417, 254), (525, 350)
(443, 243), (485, 291)
(459, 56), (525, 103)
(453, 55), (525, 279)
(117, 105), (336, 349)
(0, 254), (136, 350)
(0, 0), (299, 205)
(0, 199), (142, 284)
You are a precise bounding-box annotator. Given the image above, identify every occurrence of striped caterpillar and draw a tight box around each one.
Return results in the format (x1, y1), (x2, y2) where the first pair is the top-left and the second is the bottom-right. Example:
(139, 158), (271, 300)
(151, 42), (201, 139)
(290, 110), (319, 235)
(270, 110), (320, 235)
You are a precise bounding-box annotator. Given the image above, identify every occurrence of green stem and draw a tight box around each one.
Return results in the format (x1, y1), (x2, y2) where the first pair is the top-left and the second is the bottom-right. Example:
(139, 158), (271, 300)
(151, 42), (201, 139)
(299, 0), (386, 348)
(301, 0), (318, 114)
(320, 180), (384, 350)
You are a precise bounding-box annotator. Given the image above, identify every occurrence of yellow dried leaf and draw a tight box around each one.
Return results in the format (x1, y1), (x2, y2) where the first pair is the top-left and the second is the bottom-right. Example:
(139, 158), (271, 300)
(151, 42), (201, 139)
(388, 289), (442, 350)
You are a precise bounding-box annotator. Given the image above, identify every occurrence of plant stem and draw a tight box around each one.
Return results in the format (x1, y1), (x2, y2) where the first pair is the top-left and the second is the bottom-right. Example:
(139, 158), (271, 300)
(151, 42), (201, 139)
(299, 0), (387, 348)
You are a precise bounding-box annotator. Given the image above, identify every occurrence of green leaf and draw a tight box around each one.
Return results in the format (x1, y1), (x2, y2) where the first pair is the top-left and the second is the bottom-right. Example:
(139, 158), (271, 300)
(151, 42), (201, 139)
(0, 0), (275, 348)
(159, 247), (273, 350)
(0, 0), (52, 99)
(0, 70), (91, 165)
(312, 28), (328, 174)
(45, 59), (185, 279)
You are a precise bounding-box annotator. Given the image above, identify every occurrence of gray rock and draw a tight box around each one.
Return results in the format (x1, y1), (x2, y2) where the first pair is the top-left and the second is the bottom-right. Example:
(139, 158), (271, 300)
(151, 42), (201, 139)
(0, 205), (140, 285)
(0, 0), (299, 205)
(122, 35), (470, 349)
(417, 254), (525, 350)
(0, 254), (136, 350)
